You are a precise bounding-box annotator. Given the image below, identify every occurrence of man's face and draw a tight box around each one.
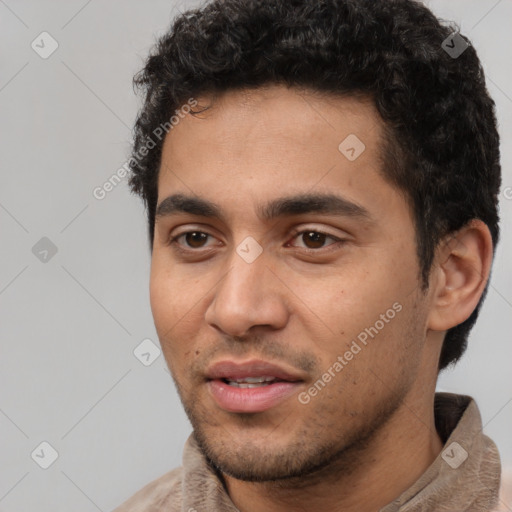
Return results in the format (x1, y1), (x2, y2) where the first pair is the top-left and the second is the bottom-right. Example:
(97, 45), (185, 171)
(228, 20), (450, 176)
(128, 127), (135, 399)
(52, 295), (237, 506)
(150, 85), (434, 481)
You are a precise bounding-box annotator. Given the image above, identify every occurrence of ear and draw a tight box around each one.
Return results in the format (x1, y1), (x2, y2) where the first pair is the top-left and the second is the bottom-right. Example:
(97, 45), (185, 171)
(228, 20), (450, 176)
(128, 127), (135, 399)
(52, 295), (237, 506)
(427, 220), (494, 332)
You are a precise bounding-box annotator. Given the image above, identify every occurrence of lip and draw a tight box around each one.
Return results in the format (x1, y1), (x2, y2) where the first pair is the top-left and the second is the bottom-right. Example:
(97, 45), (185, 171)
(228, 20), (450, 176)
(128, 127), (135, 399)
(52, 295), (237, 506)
(205, 359), (305, 413)
(205, 359), (305, 381)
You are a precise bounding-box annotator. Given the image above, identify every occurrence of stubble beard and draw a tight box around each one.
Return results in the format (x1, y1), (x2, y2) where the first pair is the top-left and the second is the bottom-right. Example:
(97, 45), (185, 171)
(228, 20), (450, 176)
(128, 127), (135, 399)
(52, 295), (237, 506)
(177, 378), (409, 486)
(168, 293), (424, 485)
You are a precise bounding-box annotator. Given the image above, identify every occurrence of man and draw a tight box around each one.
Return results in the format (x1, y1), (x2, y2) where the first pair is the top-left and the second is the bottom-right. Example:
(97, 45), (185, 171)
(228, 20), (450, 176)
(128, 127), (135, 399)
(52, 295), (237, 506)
(114, 0), (502, 510)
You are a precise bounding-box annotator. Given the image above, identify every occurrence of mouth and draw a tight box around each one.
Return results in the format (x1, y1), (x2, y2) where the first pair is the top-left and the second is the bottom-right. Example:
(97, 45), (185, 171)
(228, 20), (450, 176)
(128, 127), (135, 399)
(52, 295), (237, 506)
(205, 359), (305, 413)
(221, 376), (284, 388)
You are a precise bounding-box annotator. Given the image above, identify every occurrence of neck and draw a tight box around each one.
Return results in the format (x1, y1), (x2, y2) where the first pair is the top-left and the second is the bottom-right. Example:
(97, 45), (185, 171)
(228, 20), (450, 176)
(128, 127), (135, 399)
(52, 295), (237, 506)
(222, 389), (443, 512)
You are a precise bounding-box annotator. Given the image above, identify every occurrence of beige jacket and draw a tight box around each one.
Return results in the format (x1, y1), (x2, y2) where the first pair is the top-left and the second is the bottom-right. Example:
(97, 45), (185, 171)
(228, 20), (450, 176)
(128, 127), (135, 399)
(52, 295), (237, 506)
(114, 393), (502, 511)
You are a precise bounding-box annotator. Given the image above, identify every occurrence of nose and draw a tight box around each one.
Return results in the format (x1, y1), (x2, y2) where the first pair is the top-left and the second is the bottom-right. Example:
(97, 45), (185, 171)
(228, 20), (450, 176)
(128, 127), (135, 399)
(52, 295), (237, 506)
(204, 247), (289, 338)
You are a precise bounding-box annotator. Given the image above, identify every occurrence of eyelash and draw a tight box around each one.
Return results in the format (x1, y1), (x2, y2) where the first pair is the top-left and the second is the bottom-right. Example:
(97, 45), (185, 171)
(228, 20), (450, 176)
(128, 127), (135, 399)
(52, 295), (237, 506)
(167, 228), (346, 255)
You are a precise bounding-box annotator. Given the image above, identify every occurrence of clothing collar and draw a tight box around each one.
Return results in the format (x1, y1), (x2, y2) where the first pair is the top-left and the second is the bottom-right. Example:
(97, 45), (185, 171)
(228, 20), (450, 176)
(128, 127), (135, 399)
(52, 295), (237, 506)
(381, 392), (501, 511)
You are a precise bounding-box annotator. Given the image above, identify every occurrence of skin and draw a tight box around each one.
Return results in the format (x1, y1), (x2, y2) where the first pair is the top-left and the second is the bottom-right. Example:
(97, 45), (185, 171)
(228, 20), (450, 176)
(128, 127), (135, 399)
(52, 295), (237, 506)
(149, 84), (493, 512)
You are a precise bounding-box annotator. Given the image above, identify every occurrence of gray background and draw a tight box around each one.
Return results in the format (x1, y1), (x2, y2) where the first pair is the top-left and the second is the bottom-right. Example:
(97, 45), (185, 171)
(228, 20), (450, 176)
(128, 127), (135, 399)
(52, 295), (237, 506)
(0, 0), (511, 510)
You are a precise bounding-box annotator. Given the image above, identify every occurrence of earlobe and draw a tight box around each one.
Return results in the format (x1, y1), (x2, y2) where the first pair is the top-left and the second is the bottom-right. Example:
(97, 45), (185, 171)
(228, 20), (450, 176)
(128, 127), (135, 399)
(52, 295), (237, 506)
(427, 220), (493, 332)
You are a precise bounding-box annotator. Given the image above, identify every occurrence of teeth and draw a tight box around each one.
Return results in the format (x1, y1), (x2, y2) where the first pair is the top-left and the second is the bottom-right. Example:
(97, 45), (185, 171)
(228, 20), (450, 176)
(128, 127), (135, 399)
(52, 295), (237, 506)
(225, 376), (277, 388)
(227, 381), (273, 388)
(233, 376), (276, 383)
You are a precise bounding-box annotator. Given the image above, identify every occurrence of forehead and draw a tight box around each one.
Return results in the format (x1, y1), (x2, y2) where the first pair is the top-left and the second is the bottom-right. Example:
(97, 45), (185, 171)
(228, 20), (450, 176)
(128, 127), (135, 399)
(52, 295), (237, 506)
(155, 85), (407, 228)
(162, 85), (381, 155)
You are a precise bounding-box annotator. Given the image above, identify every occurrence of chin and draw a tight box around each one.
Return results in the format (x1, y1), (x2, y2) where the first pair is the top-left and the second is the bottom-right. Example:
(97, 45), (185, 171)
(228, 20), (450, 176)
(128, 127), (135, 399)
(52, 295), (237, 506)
(192, 425), (350, 483)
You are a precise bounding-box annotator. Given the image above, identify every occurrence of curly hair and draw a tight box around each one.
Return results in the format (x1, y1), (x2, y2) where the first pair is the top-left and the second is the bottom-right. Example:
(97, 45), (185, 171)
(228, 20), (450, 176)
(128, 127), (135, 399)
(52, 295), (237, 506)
(128, 0), (501, 371)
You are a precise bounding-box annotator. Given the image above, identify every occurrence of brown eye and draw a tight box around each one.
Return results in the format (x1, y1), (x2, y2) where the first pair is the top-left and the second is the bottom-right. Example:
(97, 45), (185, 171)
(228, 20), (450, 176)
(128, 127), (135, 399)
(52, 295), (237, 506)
(183, 232), (209, 248)
(302, 231), (328, 249)
(287, 228), (346, 254)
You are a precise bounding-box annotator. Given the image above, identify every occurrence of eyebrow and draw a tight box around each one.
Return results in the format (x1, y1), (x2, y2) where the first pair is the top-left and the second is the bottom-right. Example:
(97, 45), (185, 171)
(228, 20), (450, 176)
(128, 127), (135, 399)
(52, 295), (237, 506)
(155, 192), (374, 224)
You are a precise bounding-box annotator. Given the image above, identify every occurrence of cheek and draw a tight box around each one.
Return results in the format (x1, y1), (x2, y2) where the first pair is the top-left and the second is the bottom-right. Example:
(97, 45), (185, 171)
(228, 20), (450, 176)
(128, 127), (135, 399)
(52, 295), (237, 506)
(149, 263), (206, 365)
(293, 263), (400, 336)
(292, 260), (417, 371)
(150, 253), (191, 316)
(149, 263), (187, 342)
(149, 267), (171, 327)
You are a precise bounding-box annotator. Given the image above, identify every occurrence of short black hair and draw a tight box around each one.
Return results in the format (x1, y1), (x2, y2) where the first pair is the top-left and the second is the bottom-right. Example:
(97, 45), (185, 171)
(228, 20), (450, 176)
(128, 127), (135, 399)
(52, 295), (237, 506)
(128, 0), (501, 371)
